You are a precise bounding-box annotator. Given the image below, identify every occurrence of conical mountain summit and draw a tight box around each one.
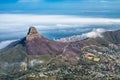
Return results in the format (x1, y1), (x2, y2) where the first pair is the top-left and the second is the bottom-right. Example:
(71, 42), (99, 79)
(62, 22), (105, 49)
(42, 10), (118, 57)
(26, 26), (41, 41)
(25, 27), (67, 55)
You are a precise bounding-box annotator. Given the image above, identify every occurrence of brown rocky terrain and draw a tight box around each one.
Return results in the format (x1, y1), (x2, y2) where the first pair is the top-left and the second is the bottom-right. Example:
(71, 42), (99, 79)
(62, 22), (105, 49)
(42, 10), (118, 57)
(24, 27), (83, 60)
(25, 27), (67, 55)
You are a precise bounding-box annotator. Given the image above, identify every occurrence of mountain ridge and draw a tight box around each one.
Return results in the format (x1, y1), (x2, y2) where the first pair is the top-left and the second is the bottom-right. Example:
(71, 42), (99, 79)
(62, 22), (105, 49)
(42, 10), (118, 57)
(0, 27), (120, 80)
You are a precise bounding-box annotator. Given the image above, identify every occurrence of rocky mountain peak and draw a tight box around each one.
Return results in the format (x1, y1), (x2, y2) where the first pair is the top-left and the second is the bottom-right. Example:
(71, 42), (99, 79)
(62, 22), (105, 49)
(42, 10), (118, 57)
(26, 26), (41, 41)
(27, 26), (38, 35)
(25, 26), (68, 55)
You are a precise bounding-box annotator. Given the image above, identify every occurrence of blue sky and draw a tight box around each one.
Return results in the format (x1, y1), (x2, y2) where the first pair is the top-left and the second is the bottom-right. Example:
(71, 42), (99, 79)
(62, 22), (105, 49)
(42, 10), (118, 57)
(0, 0), (120, 17)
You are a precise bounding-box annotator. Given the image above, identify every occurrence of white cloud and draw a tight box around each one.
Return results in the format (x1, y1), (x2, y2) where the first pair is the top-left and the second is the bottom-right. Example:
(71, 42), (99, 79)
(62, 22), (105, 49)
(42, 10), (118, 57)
(0, 14), (120, 30)
(20, 62), (27, 67)
(29, 59), (44, 66)
(56, 28), (106, 42)
(81, 28), (106, 38)
(19, 0), (40, 3)
(1, 14), (120, 24)
(0, 40), (17, 50)
(56, 24), (72, 27)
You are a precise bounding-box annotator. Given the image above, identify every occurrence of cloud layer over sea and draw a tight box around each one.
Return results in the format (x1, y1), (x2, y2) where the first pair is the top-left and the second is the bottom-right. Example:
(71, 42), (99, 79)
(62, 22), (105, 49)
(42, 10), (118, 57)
(0, 40), (17, 50)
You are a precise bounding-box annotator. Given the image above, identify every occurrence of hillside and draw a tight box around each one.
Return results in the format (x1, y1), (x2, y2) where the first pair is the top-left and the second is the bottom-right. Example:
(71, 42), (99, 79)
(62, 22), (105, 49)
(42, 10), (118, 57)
(0, 27), (120, 80)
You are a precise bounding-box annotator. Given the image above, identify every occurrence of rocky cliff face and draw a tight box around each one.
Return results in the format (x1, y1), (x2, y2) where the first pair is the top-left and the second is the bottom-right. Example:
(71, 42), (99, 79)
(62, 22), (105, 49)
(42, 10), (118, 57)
(25, 26), (67, 55)
(26, 26), (41, 41)
(25, 27), (83, 61)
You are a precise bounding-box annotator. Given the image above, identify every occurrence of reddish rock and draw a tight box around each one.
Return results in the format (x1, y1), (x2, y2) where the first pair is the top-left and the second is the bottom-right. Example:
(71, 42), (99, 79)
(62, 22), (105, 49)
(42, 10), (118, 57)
(25, 26), (67, 55)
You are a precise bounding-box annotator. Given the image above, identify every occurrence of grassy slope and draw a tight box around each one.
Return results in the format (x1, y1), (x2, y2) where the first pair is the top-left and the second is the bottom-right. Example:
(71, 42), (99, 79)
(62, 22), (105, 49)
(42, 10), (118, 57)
(0, 44), (27, 63)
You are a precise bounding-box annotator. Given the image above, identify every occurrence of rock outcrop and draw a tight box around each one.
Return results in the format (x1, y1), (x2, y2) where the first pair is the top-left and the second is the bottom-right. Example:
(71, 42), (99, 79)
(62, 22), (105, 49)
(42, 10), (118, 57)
(26, 26), (41, 41)
(25, 27), (67, 55)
